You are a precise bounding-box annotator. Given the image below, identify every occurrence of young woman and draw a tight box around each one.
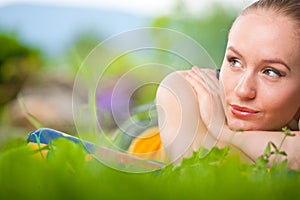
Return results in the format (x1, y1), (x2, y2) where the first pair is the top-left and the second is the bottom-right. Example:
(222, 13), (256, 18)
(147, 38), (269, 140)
(156, 0), (300, 169)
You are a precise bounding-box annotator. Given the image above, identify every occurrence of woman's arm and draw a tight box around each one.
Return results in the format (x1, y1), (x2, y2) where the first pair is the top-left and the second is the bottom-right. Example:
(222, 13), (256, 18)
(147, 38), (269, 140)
(156, 71), (208, 163)
(156, 67), (226, 163)
(220, 126), (300, 169)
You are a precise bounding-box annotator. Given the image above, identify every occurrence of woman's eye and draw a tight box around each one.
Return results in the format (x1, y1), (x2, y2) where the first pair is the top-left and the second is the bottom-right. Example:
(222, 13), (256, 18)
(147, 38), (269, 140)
(228, 57), (242, 68)
(263, 68), (285, 78)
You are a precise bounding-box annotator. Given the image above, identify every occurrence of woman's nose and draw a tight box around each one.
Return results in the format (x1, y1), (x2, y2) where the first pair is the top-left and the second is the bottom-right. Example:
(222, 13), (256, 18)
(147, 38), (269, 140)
(234, 72), (256, 100)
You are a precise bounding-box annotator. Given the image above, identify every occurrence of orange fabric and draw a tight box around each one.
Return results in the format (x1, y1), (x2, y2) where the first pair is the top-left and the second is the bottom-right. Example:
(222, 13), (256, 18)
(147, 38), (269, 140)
(128, 126), (167, 162)
(27, 142), (49, 159)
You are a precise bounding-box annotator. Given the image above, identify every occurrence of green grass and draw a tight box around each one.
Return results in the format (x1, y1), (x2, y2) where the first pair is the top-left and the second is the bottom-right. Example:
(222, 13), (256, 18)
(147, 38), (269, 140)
(0, 137), (300, 200)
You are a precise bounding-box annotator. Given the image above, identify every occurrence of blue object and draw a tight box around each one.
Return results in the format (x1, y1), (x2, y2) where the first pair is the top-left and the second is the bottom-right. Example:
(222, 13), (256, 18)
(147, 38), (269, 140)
(27, 128), (96, 153)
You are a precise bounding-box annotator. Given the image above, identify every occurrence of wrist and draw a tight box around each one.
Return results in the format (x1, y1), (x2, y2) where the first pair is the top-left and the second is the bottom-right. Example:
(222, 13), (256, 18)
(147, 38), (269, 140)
(219, 124), (240, 144)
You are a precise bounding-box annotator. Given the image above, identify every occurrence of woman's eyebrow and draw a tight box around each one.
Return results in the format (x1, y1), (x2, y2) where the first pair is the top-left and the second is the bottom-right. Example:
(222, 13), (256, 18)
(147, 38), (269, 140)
(227, 46), (244, 59)
(227, 46), (291, 71)
(261, 58), (291, 71)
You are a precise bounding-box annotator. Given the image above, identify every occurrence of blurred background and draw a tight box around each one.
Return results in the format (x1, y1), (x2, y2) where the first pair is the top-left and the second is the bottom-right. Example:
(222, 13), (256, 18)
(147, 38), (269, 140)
(0, 0), (255, 146)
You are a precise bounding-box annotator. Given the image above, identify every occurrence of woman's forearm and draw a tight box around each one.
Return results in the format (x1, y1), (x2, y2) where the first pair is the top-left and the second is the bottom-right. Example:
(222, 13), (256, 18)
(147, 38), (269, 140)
(220, 128), (300, 169)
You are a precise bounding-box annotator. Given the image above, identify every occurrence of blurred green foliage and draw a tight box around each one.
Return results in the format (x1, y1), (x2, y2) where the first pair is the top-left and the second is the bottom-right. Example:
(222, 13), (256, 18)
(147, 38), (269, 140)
(0, 138), (299, 200)
(0, 2), (239, 143)
(152, 3), (237, 67)
(0, 31), (42, 106)
(67, 31), (103, 76)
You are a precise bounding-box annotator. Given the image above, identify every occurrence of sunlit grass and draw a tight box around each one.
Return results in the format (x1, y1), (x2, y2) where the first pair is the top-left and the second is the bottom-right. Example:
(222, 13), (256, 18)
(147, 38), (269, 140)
(0, 135), (299, 200)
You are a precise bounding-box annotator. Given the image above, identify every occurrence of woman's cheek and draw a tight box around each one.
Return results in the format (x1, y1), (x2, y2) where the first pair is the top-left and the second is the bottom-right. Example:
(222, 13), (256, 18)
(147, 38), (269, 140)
(220, 70), (234, 97)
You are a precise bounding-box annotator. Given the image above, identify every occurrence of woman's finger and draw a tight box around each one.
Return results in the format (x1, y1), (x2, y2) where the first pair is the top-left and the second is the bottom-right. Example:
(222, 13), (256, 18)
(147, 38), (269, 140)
(185, 71), (209, 93)
(190, 67), (226, 142)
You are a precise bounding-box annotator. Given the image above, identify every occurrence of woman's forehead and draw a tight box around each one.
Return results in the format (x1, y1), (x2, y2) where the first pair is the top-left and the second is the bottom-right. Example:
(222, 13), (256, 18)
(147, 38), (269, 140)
(228, 12), (300, 68)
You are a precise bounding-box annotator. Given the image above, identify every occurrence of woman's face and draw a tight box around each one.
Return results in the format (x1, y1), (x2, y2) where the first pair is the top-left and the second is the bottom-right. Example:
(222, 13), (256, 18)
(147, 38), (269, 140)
(220, 11), (300, 131)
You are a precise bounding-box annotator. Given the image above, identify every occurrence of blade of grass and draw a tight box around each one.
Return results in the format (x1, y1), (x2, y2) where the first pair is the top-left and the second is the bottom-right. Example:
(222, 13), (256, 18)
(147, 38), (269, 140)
(17, 93), (43, 129)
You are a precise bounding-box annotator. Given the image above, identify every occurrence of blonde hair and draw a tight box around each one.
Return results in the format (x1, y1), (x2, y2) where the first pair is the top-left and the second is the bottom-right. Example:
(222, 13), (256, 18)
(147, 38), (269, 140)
(242, 0), (300, 32)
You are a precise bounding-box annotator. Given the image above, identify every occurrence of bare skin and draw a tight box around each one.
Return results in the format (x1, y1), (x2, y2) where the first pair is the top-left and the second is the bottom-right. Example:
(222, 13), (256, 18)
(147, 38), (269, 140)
(156, 11), (300, 168)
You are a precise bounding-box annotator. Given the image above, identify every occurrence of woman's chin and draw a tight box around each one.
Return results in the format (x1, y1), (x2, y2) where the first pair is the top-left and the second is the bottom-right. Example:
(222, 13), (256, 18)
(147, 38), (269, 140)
(227, 121), (257, 131)
(227, 121), (283, 131)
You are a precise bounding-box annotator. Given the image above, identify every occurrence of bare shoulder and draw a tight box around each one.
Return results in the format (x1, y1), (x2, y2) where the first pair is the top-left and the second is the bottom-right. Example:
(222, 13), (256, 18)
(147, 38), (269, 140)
(157, 68), (220, 102)
(156, 70), (192, 99)
(156, 70), (203, 155)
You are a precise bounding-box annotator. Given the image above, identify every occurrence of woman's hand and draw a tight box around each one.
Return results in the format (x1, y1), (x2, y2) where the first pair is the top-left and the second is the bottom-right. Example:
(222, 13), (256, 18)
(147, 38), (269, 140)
(184, 66), (226, 145)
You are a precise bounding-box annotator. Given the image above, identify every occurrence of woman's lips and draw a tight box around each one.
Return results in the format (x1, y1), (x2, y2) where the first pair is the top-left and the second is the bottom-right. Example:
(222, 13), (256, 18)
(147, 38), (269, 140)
(230, 104), (259, 118)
